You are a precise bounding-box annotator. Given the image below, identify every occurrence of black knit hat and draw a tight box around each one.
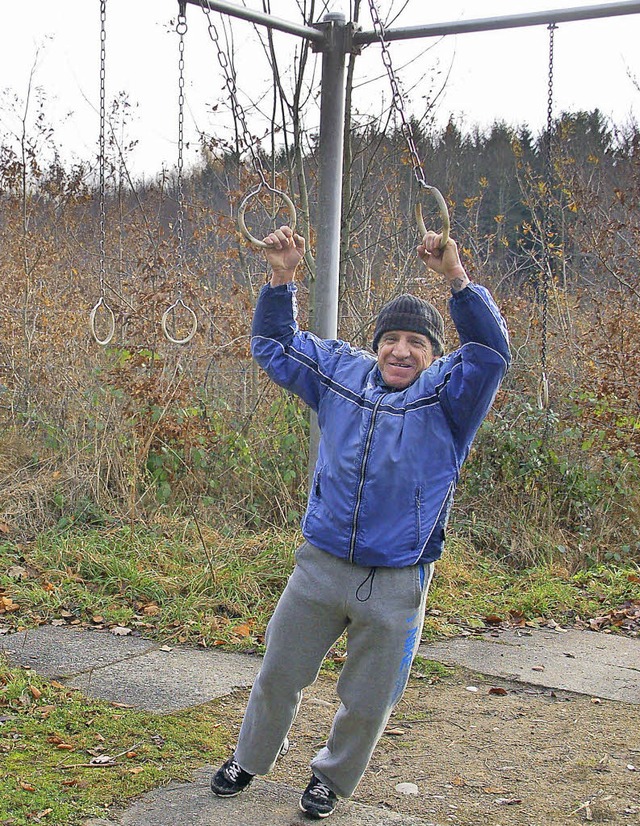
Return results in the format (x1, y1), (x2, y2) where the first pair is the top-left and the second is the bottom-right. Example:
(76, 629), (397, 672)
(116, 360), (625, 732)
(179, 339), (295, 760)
(372, 293), (445, 356)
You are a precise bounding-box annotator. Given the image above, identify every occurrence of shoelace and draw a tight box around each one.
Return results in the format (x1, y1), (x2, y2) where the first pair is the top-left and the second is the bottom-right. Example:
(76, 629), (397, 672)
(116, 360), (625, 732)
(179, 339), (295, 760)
(309, 781), (333, 799)
(225, 760), (243, 782)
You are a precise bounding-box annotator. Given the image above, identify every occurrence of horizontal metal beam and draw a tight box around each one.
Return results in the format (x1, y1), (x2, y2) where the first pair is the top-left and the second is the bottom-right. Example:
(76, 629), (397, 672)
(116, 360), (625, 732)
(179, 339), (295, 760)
(354, 1), (640, 45)
(184, 0), (326, 44)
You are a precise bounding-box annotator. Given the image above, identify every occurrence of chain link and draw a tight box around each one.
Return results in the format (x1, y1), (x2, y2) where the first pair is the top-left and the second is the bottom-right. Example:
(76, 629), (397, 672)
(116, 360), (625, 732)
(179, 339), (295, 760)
(90, 0), (115, 345)
(99, 0), (107, 297)
(175, 4), (188, 296)
(198, 0), (268, 184)
(367, 0), (449, 248)
(367, 0), (427, 189)
(539, 23), (556, 409)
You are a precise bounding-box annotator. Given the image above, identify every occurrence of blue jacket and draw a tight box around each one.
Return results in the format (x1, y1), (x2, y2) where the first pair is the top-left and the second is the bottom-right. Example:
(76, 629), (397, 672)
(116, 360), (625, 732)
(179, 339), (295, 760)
(251, 282), (510, 568)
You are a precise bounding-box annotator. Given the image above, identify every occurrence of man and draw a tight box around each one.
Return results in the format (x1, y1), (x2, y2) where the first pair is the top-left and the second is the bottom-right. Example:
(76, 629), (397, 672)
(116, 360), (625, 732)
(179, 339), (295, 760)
(211, 225), (510, 819)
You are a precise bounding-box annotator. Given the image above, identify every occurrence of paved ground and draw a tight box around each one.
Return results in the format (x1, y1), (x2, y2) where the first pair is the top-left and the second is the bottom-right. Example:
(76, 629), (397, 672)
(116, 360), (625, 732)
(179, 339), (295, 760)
(2, 624), (638, 825)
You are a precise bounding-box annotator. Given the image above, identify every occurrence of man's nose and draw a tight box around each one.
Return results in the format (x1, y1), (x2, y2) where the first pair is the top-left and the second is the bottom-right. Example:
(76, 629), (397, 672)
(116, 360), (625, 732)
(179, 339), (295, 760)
(391, 337), (410, 357)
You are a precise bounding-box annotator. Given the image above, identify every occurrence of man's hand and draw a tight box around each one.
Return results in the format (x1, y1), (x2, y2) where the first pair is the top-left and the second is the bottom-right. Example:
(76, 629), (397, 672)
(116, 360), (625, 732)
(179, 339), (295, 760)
(418, 231), (470, 293)
(264, 225), (306, 287)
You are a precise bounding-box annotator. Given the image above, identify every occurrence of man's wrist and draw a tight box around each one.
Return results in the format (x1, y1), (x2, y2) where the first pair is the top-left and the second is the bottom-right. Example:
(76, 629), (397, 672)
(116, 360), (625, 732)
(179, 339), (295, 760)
(446, 264), (470, 292)
(270, 268), (297, 287)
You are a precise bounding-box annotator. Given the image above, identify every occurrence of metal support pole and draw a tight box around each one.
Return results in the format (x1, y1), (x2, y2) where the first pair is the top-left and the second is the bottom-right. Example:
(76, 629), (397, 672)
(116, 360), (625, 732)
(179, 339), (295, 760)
(185, 0), (325, 44)
(354, 1), (640, 45)
(308, 12), (348, 480)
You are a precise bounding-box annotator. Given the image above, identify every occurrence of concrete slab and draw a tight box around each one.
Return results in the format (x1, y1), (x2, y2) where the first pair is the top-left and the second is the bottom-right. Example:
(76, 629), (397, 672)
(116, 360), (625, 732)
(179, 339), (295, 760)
(67, 645), (261, 713)
(100, 768), (435, 826)
(0, 625), (156, 678)
(419, 627), (640, 703)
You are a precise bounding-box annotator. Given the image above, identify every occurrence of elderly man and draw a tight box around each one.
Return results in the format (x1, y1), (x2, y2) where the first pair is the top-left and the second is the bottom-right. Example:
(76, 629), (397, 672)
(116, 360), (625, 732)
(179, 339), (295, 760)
(211, 225), (510, 819)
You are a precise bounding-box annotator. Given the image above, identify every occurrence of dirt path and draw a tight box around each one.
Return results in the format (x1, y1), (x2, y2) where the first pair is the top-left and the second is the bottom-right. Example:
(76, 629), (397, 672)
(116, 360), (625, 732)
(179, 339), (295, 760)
(213, 667), (640, 826)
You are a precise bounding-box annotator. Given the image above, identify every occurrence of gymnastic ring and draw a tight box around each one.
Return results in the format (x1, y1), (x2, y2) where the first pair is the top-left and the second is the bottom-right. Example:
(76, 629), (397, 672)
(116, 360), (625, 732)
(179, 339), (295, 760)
(161, 298), (198, 345)
(238, 185), (297, 249)
(89, 296), (116, 346)
(415, 185), (450, 251)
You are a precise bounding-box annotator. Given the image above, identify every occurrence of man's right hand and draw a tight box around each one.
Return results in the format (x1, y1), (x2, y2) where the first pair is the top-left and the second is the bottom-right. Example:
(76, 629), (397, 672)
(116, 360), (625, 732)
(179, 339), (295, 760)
(264, 225), (306, 287)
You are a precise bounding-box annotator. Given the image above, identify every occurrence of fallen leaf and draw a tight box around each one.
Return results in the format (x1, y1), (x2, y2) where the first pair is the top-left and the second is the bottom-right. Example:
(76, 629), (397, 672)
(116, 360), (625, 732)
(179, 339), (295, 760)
(29, 685), (42, 699)
(47, 735), (64, 745)
(7, 565), (27, 580)
(488, 687), (508, 696)
(384, 727), (406, 736)
(531, 665), (545, 672)
(20, 781), (36, 792)
(36, 705), (56, 718)
(159, 645), (172, 652)
(111, 626), (132, 636)
(494, 797), (523, 805)
(128, 766), (144, 774)
(143, 604), (160, 615)
(232, 623), (252, 638)
(484, 614), (503, 625)
(90, 754), (115, 765)
(0, 596), (20, 613)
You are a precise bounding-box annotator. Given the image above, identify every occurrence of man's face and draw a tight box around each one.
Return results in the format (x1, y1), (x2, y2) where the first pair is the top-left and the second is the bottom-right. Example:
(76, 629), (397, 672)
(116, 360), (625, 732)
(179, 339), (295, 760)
(377, 330), (435, 390)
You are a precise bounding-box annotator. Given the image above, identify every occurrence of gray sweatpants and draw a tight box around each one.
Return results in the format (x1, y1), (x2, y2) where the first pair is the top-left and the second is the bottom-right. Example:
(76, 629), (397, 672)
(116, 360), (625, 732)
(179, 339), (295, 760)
(234, 541), (434, 798)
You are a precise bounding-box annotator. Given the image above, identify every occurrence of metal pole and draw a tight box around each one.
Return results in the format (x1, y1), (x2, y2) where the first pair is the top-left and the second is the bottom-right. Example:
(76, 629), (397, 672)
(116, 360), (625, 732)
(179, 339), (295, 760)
(354, 1), (640, 45)
(184, 0), (325, 44)
(308, 11), (348, 480)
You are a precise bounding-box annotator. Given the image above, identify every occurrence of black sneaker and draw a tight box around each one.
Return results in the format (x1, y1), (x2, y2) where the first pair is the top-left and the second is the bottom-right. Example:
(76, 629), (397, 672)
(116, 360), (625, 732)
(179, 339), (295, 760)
(211, 756), (254, 797)
(299, 774), (338, 819)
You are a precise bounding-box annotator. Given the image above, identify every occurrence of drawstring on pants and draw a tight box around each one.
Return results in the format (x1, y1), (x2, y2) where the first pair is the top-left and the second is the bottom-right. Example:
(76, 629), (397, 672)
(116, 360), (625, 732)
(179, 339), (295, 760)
(355, 567), (377, 602)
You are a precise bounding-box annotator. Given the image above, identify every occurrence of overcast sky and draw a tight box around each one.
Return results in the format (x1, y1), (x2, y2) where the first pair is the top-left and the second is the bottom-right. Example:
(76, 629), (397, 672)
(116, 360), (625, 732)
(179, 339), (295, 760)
(1, 1), (639, 178)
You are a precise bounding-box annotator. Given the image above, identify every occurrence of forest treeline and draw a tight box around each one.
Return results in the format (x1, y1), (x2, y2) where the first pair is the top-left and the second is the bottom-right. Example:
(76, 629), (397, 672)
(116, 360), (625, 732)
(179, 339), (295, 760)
(0, 106), (639, 568)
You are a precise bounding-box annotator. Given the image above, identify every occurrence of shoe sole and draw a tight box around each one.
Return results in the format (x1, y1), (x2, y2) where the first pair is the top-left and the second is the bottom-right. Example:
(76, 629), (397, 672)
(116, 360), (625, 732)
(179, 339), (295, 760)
(211, 787), (246, 798)
(298, 800), (335, 819)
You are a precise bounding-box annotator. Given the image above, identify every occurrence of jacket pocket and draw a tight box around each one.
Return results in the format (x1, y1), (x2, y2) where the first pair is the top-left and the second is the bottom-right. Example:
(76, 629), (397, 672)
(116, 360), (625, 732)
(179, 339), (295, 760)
(414, 486), (422, 550)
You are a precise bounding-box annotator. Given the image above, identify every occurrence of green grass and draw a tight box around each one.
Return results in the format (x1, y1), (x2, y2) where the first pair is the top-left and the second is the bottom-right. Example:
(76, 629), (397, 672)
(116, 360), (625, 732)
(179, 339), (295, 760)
(1, 526), (638, 648)
(0, 656), (227, 826)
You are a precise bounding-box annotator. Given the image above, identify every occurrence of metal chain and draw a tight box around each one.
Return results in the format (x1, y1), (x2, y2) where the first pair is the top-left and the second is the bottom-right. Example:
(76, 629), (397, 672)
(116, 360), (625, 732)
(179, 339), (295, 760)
(197, 0), (296, 249)
(367, 0), (449, 247)
(539, 23), (556, 410)
(198, 0), (268, 185)
(175, 4), (188, 297)
(99, 0), (107, 297)
(160, 2), (198, 344)
(90, 0), (115, 345)
(367, 0), (427, 189)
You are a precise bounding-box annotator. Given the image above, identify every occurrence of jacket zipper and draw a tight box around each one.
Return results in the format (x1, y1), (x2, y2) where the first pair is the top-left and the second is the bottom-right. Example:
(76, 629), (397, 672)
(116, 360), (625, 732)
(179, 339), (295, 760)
(349, 395), (383, 562)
